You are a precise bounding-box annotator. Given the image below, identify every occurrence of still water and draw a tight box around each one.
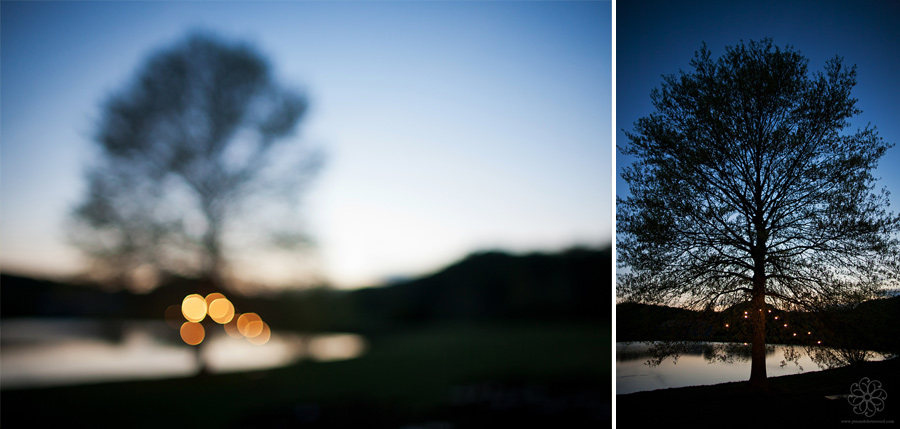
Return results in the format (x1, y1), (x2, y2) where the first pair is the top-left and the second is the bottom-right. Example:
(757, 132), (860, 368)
(616, 341), (891, 395)
(0, 319), (367, 390)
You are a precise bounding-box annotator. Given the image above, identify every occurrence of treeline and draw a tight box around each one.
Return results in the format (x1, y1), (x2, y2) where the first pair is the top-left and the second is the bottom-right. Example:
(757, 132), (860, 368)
(1, 246), (611, 334)
(616, 297), (900, 353)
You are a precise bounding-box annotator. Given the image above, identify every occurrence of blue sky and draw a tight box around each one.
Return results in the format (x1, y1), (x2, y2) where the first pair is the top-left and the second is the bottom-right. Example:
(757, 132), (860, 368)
(1, 1), (612, 288)
(617, 0), (900, 219)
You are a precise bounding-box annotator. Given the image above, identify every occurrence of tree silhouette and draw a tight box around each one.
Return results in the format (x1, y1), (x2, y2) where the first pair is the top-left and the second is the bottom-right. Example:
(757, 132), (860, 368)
(617, 39), (900, 389)
(70, 32), (321, 291)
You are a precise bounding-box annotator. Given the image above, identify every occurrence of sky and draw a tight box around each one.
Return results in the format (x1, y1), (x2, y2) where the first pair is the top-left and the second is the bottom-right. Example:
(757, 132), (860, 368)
(617, 0), (900, 222)
(1, 1), (612, 289)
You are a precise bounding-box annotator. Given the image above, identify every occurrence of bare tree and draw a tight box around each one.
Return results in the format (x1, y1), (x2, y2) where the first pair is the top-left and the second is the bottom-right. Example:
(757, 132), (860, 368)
(70, 32), (321, 291)
(617, 39), (900, 389)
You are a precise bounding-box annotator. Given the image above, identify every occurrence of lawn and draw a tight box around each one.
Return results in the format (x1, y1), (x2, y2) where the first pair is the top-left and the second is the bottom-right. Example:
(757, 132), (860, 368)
(2, 321), (612, 428)
(617, 356), (898, 426)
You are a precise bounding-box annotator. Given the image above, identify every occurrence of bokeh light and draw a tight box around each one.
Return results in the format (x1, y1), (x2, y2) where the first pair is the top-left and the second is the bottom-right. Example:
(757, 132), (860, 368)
(237, 313), (262, 337)
(245, 320), (264, 338)
(208, 298), (235, 324)
(180, 322), (205, 345)
(204, 292), (226, 306)
(182, 294), (207, 322)
(164, 304), (184, 329)
(224, 314), (244, 338)
(246, 322), (271, 345)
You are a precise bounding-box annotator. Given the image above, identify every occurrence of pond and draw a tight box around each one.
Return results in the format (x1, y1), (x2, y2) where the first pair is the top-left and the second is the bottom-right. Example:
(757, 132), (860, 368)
(0, 319), (367, 390)
(616, 341), (892, 395)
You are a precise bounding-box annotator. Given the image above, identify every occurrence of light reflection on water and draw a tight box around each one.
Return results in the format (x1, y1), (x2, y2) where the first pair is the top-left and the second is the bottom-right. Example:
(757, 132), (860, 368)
(616, 342), (890, 395)
(0, 319), (367, 390)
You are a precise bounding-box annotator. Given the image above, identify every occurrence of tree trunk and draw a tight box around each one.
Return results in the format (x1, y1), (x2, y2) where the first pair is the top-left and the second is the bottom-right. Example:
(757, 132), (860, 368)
(749, 271), (768, 390)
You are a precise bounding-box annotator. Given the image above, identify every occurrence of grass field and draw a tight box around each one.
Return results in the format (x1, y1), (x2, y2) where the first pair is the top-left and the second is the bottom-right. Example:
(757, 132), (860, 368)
(617, 356), (898, 426)
(2, 322), (612, 428)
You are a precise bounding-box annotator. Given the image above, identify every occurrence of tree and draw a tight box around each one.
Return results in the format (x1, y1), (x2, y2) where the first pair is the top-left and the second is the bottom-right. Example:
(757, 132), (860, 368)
(70, 32), (321, 291)
(617, 39), (900, 389)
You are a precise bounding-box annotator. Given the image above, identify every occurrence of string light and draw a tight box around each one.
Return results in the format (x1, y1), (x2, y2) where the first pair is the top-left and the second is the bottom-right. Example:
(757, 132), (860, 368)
(207, 296), (235, 324)
(180, 322), (205, 346)
(171, 293), (270, 347)
(204, 292), (226, 307)
(181, 294), (207, 323)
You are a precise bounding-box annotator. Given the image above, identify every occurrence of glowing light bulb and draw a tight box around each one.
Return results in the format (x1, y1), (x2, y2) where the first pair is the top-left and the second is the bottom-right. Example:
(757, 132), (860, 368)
(182, 294), (207, 322)
(208, 298), (235, 324)
(205, 292), (226, 307)
(237, 312), (262, 337)
(180, 322), (205, 345)
(224, 314), (243, 338)
(245, 320), (264, 338)
(246, 322), (271, 345)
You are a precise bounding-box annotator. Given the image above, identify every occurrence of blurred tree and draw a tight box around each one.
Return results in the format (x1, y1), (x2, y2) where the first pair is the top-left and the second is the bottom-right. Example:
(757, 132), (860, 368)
(617, 39), (900, 389)
(70, 32), (321, 291)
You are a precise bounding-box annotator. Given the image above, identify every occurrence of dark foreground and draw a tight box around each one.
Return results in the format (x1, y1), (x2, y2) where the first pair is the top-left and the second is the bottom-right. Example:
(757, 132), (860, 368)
(617, 357), (898, 427)
(1, 322), (611, 428)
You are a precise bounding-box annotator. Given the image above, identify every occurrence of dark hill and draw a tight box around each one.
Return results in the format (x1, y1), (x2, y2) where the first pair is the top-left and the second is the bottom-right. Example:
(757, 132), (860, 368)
(348, 246), (612, 331)
(0, 273), (128, 319)
(617, 296), (900, 352)
(1, 246), (612, 332)
(615, 302), (707, 341)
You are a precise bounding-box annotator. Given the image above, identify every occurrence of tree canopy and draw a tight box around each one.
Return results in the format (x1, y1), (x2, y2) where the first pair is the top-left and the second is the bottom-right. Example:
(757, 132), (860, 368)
(70, 32), (322, 291)
(617, 39), (900, 387)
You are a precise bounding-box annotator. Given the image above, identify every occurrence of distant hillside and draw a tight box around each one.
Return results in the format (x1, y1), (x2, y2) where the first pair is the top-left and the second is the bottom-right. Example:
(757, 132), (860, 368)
(348, 246), (612, 331)
(0, 273), (130, 319)
(1, 246), (612, 332)
(616, 297), (900, 352)
(615, 302), (706, 341)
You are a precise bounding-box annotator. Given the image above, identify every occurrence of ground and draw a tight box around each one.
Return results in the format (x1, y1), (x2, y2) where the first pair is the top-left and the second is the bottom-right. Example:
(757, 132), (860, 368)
(1, 322), (611, 428)
(617, 357), (898, 427)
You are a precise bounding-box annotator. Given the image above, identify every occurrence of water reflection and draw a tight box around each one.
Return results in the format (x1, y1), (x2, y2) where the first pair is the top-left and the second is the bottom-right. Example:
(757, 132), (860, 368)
(616, 341), (893, 395)
(0, 319), (367, 389)
(618, 341), (773, 366)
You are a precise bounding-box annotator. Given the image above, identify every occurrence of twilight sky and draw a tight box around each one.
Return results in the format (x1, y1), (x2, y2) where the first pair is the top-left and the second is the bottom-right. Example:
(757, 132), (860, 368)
(617, 0), (900, 219)
(1, 1), (612, 289)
